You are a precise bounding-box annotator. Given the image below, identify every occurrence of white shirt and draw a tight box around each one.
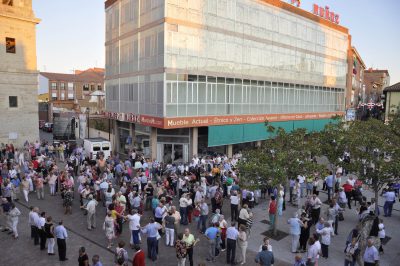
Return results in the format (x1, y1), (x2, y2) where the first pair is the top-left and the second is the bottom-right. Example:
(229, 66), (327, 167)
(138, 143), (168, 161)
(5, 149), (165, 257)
(378, 223), (385, 239)
(86, 199), (98, 214)
(29, 211), (39, 226)
(127, 214), (141, 231)
(347, 178), (355, 186)
(179, 197), (189, 208)
(316, 227), (334, 245)
(37, 217), (46, 229)
(307, 242), (320, 262)
(230, 195), (239, 205)
(297, 175), (305, 184)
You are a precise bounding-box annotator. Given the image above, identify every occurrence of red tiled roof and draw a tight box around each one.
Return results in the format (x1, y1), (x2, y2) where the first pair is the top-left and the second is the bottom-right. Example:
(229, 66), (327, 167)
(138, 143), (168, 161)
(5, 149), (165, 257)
(40, 68), (104, 83)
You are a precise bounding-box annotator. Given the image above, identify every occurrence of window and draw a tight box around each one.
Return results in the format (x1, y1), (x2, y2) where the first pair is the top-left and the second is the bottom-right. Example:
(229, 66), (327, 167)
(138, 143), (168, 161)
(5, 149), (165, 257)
(51, 82), (57, 90)
(97, 84), (102, 91)
(60, 83), (65, 90)
(91, 84), (95, 91)
(9, 96), (17, 107)
(83, 84), (89, 91)
(6, 37), (15, 53)
(67, 82), (73, 90)
(68, 93), (74, 100)
(60, 92), (65, 100)
(51, 92), (57, 101)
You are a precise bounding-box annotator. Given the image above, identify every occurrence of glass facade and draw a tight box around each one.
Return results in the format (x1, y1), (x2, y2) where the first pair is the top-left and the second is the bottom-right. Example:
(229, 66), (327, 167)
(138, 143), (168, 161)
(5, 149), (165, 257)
(166, 74), (344, 117)
(105, 0), (349, 118)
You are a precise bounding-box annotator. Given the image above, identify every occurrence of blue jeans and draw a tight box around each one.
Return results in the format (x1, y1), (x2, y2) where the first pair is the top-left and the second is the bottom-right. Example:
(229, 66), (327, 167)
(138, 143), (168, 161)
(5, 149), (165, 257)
(198, 215), (207, 233)
(327, 186), (333, 201)
(180, 207), (188, 225)
(384, 201), (394, 216)
(147, 236), (158, 261)
(300, 183), (305, 198)
(132, 230), (140, 245)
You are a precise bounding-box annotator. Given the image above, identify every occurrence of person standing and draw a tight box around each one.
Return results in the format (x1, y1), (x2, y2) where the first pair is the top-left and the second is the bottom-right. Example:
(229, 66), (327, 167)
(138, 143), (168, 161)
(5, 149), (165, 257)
(164, 211), (176, 247)
(199, 199), (209, 234)
(8, 203), (21, 239)
(85, 194), (98, 230)
(141, 217), (162, 261)
(268, 196), (277, 230)
(55, 220), (68, 261)
(126, 209), (141, 246)
(78, 246), (89, 266)
(35, 175), (45, 200)
(205, 223), (219, 262)
(92, 254), (103, 266)
(255, 245), (274, 266)
(132, 244), (145, 266)
(103, 211), (116, 249)
(316, 222), (334, 258)
(378, 219), (385, 254)
(306, 236), (319, 266)
(363, 238), (379, 266)
(179, 193), (190, 225)
(44, 216), (55, 255)
(309, 194), (322, 225)
(21, 176), (30, 202)
(226, 222), (239, 264)
(344, 237), (359, 266)
(237, 224), (248, 265)
(29, 206), (40, 245)
(325, 171), (334, 202)
(114, 241), (129, 266)
(183, 228), (199, 266)
(287, 213), (304, 253)
(383, 188), (396, 217)
(37, 211), (47, 250)
(175, 233), (188, 266)
(230, 191), (239, 222)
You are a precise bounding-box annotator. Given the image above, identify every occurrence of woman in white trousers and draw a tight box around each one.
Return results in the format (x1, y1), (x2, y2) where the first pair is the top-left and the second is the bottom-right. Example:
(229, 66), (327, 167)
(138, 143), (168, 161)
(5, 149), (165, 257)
(237, 224), (248, 265)
(21, 176), (30, 202)
(9, 203), (21, 239)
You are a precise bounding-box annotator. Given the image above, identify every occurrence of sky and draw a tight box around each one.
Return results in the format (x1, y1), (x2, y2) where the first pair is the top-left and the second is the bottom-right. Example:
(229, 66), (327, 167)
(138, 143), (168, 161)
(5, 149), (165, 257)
(33, 0), (400, 84)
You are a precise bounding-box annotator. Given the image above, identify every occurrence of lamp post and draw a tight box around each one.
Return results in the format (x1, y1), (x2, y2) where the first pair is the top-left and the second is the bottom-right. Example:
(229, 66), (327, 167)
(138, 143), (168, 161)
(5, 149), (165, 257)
(86, 107), (90, 139)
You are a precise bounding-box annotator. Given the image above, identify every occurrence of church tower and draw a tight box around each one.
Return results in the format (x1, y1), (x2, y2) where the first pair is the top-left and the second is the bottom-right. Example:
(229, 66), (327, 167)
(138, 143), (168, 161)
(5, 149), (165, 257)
(0, 0), (40, 145)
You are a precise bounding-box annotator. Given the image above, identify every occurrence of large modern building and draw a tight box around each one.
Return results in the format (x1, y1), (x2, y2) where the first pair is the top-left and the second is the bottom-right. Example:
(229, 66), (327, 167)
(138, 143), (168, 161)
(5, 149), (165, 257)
(0, 0), (40, 146)
(104, 0), (352, 162)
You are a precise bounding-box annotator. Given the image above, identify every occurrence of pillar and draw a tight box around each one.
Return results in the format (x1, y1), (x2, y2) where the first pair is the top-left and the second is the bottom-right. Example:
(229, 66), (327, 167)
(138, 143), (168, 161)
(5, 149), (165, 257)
(226, 144), (233, 158)
(113, 120), (119, 155)
(191, 127), (198, 157)
(130, 122), (136, 149)
(150, 127), (157, 160)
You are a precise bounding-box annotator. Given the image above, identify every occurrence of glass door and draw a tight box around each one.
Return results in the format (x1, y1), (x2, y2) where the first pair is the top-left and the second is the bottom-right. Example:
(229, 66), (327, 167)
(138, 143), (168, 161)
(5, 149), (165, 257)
(163, 144), (173, 164)
(173, 144), (183, 162)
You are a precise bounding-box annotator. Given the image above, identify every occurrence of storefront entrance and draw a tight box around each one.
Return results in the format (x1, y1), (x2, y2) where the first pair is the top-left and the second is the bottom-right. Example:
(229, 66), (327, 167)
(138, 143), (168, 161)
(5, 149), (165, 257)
(157, 143), (188, 163)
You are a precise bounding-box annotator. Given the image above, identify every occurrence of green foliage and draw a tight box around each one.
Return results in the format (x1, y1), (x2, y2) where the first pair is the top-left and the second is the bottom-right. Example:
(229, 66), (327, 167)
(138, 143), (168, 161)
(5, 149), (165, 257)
(237, 121), (324, 190)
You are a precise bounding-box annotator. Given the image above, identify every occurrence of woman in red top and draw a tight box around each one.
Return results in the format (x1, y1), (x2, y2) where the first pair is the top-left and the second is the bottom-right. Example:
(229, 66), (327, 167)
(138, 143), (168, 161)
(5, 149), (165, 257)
(132, 244), (145, 266)
(114, 202), (124, 236)
(268, 195), (277, 230)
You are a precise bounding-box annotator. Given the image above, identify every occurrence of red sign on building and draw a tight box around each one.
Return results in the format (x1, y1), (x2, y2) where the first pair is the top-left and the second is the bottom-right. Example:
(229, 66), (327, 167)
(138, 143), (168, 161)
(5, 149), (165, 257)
(313, 4), (340, 24)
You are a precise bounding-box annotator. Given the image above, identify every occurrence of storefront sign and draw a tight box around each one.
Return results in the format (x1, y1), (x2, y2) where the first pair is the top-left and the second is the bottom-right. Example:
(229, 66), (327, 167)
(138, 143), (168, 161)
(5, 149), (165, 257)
(312, 4), (340, 24)
(290, 0), (301, 8)
(104, 111), (344, 129)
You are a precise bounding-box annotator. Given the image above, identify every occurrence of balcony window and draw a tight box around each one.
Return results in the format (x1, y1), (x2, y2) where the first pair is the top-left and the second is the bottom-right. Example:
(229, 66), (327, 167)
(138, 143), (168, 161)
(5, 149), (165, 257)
(51, 82), (57, 90)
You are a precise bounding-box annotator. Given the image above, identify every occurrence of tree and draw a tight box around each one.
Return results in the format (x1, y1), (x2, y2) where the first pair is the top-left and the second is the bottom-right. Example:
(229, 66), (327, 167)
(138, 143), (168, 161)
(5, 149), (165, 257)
(322, 118), (400, 215)
(238, 122), (323, 235)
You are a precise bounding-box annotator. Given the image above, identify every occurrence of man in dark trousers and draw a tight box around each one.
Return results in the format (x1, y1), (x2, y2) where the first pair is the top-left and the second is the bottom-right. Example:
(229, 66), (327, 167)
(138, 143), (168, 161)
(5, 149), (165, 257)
(226, 222), (239, 264)
(54, 220), (68, 261)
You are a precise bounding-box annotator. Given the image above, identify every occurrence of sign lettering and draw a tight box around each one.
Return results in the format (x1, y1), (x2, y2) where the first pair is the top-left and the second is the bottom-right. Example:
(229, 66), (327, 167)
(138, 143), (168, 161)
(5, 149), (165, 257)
(313, 4), (340, 24)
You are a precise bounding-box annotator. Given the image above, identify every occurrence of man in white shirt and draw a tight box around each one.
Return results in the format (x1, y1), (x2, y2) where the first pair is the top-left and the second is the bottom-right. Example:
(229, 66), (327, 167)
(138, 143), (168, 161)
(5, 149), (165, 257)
(307, 236), (320, 266)
(226, 222), (239, 264)
(383, 188), (396, 217)
(29, 207), (40, 245)
(126, 209), (141, 246)
(230, 191), (240, 222)
(297, 175), (305, 198)
(85, 195), (98, 230)
(37, 211), (47, 250)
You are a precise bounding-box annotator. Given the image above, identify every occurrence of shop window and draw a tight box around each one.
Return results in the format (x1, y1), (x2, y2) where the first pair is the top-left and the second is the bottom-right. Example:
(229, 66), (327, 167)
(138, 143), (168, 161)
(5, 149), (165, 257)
(6, 37), (16, 53)
(83, 84), (89, 91)
(9, 96), (17, 107)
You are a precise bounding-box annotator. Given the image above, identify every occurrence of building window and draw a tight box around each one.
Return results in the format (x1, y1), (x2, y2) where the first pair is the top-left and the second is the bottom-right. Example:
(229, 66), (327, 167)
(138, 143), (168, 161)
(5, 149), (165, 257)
(2, 0), (13, 6)
(67, 82), (73, 90)
(83, 84), (89, 91)
(6, 37), (16, 53)
(60, 83), (65, 90)
(91, 84), (95, 91)
(68, 93), (74, 100)
(51, 92), (57, 101)
(60, 92), (65, 100)
(9, 96), (18, 107)
(97, 84), (102, 91)
(51, 82), (57, 90)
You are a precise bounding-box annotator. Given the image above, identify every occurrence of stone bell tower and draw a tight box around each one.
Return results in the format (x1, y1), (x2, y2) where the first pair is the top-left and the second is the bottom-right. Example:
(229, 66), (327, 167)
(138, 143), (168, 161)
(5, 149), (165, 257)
(0, 0), (41, 146)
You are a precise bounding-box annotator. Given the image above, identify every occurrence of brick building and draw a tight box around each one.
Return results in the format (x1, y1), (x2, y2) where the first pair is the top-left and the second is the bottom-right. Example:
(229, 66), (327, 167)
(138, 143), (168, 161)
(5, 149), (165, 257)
(364, 68), (390, 103)
(350, 47), (366, 107)
(39, 68), (105, 119)
(0, 0), (40, 145)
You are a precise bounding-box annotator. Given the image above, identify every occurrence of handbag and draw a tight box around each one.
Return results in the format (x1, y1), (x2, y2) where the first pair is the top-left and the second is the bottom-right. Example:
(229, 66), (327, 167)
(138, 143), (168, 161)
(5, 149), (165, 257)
(338, 212), (344, 221)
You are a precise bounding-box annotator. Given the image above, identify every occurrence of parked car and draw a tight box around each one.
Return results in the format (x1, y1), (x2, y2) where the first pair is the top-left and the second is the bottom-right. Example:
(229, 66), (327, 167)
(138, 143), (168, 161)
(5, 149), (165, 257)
(43, 122), (53, 132)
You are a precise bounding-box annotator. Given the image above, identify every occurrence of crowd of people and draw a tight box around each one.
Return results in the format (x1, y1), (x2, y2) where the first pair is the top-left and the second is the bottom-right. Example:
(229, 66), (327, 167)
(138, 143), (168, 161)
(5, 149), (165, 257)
(0, 141), (396, 266)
